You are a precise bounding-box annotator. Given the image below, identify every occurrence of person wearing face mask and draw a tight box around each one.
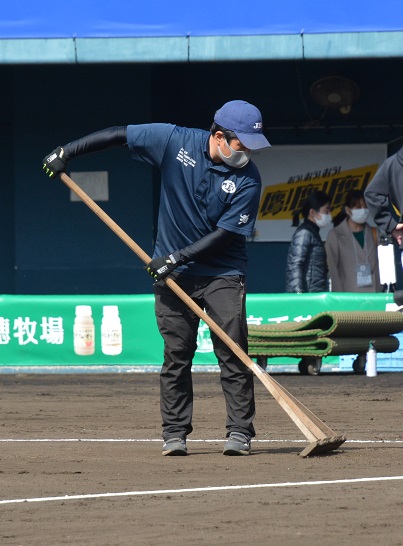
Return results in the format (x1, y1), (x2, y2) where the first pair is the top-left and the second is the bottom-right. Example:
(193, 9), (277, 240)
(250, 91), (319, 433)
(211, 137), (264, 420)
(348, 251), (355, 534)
(42, 100), (271, 457)
(326, 189), (381, 292)
(285, 190), (331, 293)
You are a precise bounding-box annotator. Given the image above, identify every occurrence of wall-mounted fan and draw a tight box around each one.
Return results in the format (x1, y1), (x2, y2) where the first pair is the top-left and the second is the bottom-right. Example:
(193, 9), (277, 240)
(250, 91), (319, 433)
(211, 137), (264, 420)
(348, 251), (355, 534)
(310, 76), (360, 114)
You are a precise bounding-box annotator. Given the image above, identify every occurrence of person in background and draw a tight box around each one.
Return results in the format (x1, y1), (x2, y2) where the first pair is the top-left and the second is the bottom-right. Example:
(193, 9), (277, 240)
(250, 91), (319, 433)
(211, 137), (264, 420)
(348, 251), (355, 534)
(326, 189), (381, 292)
(285, 190), (331, 293)
(364, 146), (403, 246)
(42, 100), (271, 457)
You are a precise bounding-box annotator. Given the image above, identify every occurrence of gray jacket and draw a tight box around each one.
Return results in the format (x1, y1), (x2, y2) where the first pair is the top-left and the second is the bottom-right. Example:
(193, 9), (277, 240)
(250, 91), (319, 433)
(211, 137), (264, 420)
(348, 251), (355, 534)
(285, 220), (328, 293)
(364, 146), (403, 235)
(325, 219), (381, 292)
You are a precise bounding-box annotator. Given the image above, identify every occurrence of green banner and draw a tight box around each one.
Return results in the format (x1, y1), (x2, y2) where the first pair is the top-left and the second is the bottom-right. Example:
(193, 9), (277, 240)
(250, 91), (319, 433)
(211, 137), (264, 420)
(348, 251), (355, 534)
(0, 292), (395, 368)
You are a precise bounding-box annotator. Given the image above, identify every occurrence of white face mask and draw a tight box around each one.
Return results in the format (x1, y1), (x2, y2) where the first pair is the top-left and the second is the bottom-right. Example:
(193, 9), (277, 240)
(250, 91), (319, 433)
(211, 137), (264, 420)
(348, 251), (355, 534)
(350, 208), (369, 224)
(218, 138), (251, 169)
(315, 212), (332, 228)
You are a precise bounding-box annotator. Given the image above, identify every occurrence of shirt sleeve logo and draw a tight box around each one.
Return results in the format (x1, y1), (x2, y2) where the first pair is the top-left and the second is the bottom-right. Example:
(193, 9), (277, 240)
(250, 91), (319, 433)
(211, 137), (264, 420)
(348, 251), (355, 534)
(238, 213), (250, 224)
(176, 148), (196, 167)
(222, 180), (236, 193)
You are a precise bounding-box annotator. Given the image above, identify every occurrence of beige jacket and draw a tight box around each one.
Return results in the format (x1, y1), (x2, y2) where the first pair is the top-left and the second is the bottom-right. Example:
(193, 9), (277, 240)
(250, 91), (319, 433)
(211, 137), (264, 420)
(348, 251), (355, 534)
(325, 219), (381, 292)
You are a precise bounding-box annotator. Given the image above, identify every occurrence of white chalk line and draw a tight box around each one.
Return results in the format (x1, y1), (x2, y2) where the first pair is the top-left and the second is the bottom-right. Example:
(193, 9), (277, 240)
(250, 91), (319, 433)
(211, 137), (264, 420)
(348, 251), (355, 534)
(0, 438), (402, 444)
(1, 475), (403, 506)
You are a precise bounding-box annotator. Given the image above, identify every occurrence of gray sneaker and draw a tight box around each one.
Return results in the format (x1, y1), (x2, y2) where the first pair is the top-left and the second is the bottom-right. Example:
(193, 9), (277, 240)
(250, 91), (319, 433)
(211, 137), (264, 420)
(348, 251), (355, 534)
(162, 437), (187, 456)
(223, 432), (251, 456)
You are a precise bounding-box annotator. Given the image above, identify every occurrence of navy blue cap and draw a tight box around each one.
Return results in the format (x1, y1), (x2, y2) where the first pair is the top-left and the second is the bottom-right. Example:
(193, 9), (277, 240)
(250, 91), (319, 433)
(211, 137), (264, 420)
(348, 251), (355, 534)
(214, 100), (271, 150)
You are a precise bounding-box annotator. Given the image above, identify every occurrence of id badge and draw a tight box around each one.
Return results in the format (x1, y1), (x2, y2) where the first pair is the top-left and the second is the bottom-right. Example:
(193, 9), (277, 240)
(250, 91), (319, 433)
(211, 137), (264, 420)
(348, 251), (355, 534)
(356, 263), (373, 287)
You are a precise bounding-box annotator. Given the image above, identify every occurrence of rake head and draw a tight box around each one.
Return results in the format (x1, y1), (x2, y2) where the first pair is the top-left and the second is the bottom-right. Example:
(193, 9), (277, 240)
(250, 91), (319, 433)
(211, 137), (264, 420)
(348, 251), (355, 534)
(299, 435), (347, 458)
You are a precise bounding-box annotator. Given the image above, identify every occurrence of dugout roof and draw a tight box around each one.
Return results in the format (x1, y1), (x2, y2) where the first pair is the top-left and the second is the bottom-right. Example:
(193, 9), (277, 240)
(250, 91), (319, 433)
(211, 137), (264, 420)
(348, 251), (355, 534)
(1, 0), (403, 63)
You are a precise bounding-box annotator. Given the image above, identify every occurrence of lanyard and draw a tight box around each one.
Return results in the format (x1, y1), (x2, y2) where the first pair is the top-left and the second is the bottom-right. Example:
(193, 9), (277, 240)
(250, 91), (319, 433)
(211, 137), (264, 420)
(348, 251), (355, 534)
(351, 227), (373, 287)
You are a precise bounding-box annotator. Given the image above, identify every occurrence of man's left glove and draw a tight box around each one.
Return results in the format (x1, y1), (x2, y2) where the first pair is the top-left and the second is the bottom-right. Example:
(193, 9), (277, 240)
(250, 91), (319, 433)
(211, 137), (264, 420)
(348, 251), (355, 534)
(42, 146), (68, 179)
(146, 254), (179, 281)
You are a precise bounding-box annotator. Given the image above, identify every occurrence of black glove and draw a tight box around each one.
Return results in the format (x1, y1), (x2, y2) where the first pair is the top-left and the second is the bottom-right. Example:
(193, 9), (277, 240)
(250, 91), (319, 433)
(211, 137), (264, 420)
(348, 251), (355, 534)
(42, 146), (68, 179)
(146, 254), (179, 281)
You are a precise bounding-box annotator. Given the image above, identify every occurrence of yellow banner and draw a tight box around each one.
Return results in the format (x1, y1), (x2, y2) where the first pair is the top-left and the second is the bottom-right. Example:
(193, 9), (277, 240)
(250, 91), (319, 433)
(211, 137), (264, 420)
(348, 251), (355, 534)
(258, 164), (379, 221)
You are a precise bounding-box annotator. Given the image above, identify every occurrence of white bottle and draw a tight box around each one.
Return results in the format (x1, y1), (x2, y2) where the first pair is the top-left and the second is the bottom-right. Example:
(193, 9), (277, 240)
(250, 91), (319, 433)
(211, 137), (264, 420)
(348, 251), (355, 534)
(101, 305), (122, 356)
(74, 305), (95, 356)
(366, 341), (377, 377)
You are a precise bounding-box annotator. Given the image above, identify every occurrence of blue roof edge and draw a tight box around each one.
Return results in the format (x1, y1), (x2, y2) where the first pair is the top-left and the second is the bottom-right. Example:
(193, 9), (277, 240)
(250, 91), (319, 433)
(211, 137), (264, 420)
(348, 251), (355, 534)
(1, 31), (403, 64)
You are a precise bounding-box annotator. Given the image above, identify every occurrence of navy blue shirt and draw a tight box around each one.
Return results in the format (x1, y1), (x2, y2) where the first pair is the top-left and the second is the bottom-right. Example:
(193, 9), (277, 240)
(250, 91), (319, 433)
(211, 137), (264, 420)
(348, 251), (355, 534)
(126, 123), (262, 276)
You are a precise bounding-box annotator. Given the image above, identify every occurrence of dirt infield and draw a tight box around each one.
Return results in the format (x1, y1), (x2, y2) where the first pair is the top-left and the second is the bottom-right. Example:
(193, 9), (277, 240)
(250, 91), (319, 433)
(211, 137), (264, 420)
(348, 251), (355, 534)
(1, 371), (403, 546)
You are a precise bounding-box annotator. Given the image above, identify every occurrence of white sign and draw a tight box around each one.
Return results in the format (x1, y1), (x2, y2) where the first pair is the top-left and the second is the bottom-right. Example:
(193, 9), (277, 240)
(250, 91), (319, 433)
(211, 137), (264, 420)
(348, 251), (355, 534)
(251, 144), (387, 242)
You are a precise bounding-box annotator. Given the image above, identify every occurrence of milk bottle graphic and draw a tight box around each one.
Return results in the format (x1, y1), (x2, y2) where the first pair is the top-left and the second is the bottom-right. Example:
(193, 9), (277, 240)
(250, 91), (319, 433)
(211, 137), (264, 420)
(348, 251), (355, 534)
(73, 305), (95, 356)
(101, 305), (123, 356)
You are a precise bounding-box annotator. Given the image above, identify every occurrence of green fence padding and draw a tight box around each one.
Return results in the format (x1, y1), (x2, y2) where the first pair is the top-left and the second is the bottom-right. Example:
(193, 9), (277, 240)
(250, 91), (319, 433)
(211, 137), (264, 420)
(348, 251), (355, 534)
(0, 292), (398, 368)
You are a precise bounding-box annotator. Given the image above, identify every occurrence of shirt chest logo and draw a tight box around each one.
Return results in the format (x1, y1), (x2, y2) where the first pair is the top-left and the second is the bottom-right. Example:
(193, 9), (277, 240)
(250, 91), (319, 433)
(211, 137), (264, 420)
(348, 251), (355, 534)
(222, 180), (236, 193)
(176, 147), (196, 167)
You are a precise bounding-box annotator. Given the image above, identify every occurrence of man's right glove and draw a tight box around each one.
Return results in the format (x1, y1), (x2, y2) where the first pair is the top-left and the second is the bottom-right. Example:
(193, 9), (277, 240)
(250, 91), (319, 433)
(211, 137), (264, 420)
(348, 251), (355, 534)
(42, 146), (68, 179)
(146, 254), (180, 281)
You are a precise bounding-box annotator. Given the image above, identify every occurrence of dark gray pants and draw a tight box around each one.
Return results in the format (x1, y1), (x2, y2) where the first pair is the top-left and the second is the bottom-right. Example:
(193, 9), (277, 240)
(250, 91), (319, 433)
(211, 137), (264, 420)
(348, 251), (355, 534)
(154, 273), (255, 441)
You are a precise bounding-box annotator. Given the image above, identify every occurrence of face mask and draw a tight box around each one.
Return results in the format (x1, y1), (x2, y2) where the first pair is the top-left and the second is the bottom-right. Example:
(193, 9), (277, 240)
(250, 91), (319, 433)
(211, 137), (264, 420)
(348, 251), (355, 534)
(218, 138), (251, 169)
(315, 212), (332, 228)
(350, 208), (369, 224)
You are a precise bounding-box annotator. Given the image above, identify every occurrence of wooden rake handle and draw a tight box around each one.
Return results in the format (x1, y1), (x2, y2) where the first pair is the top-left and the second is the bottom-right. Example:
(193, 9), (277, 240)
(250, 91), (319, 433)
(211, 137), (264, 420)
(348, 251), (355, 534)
(59, 172), (341, 445)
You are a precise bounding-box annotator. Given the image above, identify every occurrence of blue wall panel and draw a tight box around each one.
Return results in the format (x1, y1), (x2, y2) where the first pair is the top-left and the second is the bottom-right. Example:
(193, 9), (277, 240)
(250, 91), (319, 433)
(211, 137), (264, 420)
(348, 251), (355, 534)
(0, 67), (15, 292)
(11, 65), (155, 295)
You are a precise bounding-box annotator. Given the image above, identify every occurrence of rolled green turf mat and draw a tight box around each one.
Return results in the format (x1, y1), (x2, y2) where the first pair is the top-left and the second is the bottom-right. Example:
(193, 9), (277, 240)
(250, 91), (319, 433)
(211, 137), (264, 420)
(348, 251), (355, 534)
(247, 310), (403, 358)
(248, 311), (403, 338)
(248, 335), (399, 357)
